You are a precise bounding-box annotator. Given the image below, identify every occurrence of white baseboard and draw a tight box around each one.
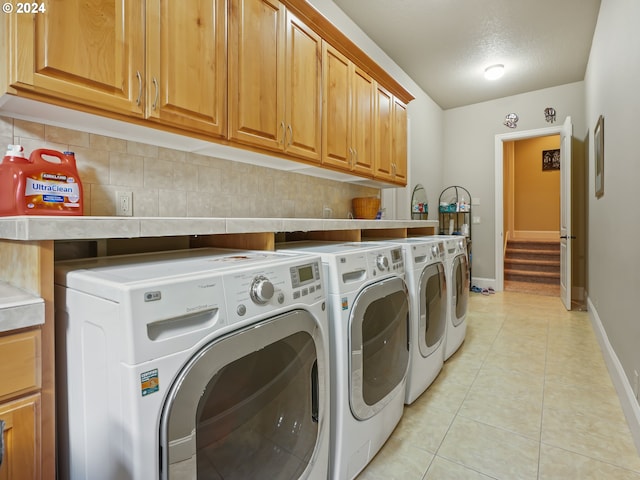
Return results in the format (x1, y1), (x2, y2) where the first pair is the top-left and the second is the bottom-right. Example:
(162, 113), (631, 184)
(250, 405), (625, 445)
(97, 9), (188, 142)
(587, 297), (640, 455)
(513, 230), (559, 241)
(470, 277), (496, 290)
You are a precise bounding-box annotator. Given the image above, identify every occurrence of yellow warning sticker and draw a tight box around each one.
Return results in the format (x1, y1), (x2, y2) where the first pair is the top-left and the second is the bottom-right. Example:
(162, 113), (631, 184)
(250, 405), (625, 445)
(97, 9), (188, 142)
(141, 369), (159, 397)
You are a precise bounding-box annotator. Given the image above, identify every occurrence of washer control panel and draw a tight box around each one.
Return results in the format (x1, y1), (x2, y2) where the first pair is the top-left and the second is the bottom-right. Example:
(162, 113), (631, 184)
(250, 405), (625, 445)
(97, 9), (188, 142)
(249, 275), (275, 304)
(227, 258), (324, 321)
(368, 246), (404, 276)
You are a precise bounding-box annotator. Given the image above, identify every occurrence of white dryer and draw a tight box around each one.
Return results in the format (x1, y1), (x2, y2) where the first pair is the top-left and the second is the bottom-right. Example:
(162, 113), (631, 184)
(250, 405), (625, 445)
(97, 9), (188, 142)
(383, 237), (447, 404)
(277, 241), (409, 480)
(54, 248), (330, 480)
(432, 235), (470, 360)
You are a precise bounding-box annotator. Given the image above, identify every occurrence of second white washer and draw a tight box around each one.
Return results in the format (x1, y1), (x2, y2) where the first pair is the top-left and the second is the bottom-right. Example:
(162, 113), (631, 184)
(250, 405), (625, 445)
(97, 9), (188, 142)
(277, 241), (410, 480)
(382, 237), (447, 404)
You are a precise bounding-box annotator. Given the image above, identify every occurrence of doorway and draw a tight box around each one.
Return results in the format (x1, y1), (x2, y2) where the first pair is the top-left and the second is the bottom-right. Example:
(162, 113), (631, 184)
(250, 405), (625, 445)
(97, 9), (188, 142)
(495, 121), (587, 309)
(503, 134), (561, 296)
(494, 124), (564, 293)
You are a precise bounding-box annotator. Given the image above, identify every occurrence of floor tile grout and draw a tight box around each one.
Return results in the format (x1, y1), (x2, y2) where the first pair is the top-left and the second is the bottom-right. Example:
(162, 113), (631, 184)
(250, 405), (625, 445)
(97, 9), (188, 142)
(358, 291), (640, 480)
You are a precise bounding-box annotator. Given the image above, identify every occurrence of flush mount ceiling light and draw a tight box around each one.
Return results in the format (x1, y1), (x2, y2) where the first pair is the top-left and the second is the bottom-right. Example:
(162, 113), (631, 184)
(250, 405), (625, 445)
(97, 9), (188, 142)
(484, 64), (505, 80)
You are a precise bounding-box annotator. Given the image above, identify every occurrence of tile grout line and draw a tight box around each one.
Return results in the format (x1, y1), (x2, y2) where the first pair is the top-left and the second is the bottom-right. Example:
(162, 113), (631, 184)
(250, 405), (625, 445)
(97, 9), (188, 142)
(426, 305), (508, 478)
(536, 310), (551, 480)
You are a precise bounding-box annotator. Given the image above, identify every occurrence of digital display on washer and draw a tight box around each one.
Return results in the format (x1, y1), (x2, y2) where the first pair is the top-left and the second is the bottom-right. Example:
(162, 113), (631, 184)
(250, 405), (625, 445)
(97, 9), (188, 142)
(391, 248), (403, 262)
(290, 263), (319, 288)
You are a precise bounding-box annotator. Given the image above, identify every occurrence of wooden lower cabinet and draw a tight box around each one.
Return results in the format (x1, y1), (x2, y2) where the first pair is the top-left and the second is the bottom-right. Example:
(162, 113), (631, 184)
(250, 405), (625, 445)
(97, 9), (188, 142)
(0, 328), (43, 480)
(0, 395), (41, 480)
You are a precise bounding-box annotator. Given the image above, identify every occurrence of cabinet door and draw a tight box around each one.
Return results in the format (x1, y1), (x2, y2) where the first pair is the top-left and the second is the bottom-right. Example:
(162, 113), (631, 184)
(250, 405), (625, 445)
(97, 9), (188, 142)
(374, 84), (394, 182)
(0, 395), (41, 480)
(146, 0), (227, 136)
(228, 0), (285, 150)
(322, 43), (351, 170)
(284, 11), (322, 163)
(350, 66), (374, 176)
(8, 0), (144, 116)
(392, 98), (408, 185)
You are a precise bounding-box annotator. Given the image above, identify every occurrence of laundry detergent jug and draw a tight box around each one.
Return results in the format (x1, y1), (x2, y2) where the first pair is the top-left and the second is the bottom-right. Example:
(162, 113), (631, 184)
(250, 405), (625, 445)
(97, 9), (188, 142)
(0, 147), (84, 216)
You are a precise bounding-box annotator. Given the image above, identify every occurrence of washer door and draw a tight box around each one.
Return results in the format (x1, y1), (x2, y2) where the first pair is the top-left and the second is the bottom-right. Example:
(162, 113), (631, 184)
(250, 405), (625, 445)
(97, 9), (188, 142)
(349, 276), (409, 420)
(418, 262), (447, 357)
(159, 310), (326, 479)
(451, 254), (470, 327)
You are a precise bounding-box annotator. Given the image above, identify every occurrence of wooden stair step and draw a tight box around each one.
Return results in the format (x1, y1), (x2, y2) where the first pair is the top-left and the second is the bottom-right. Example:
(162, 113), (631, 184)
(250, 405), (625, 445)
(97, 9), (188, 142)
(506, 248), (560, 256)
(505, 269), (560, 285)
(505, 260), (560, 274)
(505, 258), (560, 266)
(507, 239), (560, 250)
(505, 269), (559, 278)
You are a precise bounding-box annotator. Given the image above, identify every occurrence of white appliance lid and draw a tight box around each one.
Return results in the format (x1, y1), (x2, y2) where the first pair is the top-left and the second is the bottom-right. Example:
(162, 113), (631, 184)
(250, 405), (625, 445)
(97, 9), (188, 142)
(55, 248), (314, 287)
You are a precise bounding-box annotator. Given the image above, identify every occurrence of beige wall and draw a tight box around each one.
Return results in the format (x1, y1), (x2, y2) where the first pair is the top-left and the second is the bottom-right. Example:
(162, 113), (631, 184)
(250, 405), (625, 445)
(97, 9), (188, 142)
(513, 135), (560, 232)
(442, 81), (586, 281)
(0, 116), (377, 218)
(584, 0), (640, 438)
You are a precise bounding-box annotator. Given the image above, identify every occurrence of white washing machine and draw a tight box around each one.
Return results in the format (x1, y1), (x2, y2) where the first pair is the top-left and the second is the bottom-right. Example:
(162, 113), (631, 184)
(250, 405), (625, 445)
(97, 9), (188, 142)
(431, 235), (470, 360)
(54, 248), (330, 480)
(382, 237), (447, 404)
(277, 241), (409, 480)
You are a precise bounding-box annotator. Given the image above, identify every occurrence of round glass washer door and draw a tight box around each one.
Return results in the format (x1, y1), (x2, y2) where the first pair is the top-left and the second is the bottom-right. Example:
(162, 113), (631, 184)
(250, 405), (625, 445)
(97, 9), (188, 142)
(349, 276), (410, 421)
(418, 261), (447, 357)
(159, 309), (327, 480)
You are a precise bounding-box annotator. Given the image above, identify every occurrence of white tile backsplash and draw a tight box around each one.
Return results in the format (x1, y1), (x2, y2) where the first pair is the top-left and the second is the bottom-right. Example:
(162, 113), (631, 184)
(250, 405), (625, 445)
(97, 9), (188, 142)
(2, 118), (379, 217)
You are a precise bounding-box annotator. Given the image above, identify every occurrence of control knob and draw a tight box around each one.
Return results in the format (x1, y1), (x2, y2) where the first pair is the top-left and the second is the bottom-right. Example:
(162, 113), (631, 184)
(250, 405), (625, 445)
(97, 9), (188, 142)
(376, 254), (389, 271)
(250, 275), (275, 305)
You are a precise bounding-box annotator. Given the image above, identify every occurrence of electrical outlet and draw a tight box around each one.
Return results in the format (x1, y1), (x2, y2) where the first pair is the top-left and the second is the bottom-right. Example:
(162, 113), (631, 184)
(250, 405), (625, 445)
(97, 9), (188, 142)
(116, 191), (133, 216)
(472, 216), (481, 224)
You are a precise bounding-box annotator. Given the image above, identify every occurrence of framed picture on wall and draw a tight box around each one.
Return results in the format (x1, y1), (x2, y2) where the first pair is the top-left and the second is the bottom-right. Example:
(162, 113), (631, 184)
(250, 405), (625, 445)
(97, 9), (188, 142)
(542, 149), (560, 170)
(595, 115), (604, 198)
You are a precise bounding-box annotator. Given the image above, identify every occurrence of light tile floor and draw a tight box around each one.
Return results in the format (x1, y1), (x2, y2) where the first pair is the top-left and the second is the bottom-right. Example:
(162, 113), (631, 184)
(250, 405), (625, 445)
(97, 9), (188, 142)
(358, 291), (640, 479)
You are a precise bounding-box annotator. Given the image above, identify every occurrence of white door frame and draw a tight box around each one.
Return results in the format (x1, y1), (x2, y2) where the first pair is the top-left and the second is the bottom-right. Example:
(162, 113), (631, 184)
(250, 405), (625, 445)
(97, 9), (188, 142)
(494, 124), (564, 291)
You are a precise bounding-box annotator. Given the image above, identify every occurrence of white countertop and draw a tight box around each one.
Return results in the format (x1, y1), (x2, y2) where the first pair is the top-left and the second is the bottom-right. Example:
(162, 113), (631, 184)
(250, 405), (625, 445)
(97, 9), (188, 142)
(0, 216), (439, 241)
(0, 281), (44, 333)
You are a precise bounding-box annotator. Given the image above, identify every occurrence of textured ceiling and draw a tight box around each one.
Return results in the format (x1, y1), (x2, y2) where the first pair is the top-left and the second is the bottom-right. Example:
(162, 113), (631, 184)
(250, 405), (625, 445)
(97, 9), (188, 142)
(332, 0), (601, 109)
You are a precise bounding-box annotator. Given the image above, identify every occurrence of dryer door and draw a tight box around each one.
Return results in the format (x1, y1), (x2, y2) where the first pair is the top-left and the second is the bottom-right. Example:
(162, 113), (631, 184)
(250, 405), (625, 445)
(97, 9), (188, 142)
(451, 254), (470, 327)
(159, 310), (327, 480)
(418, 262), (447, 357)
(349, 276), (409, 420)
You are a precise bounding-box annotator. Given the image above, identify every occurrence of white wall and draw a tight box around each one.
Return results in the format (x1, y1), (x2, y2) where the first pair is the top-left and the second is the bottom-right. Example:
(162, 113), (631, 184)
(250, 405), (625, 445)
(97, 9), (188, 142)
(307, 0), (444, 220)
(442, 83), (586, 281)
(584, 0), (640, 428)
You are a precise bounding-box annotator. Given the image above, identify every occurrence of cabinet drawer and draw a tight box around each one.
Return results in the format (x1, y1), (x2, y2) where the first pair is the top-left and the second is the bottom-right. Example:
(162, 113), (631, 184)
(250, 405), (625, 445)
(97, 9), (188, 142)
(0, 331), (41, 402)
(0, 394), (41, 480)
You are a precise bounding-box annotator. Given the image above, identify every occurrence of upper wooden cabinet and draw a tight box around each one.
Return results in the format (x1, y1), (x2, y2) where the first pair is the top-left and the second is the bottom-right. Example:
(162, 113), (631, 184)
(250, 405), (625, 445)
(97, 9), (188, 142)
(374, 84), (407, 185)
(7, 0), (227, 136)
(3, 1), (411, 185)
(228, 0), (322, 162)
(7, 0), (145, 116)
(392, 98), (408, 184)
(146, 0), (227, 136)
(322, 44), (375, 176)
